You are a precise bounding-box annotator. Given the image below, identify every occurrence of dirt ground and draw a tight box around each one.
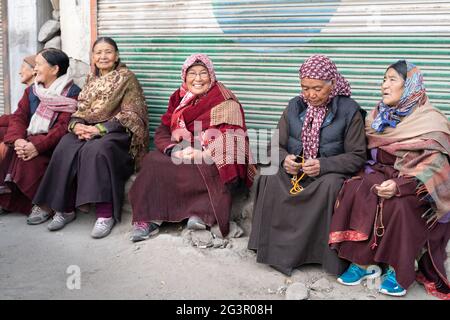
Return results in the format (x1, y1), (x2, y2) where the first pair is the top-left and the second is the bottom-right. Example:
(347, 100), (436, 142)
(1, 206), (447, 300)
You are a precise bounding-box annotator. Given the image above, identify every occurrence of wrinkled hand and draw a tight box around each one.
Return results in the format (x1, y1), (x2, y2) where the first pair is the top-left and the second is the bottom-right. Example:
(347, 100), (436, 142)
(14, 138), (28, 149)
(302, 158), (320, 177)
(14, 139), (28, 159)
(180, 146), (204, 161)
(73, 123), (100, 140)
(15, 141), (38, 161)
(172, 146), (211, 163)
(283, 154), (302, 175)
(374, 179), (398, 199)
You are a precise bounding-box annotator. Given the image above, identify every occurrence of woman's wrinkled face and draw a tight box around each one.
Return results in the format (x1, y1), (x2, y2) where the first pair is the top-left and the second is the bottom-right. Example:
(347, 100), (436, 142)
(185, 65), (211, 95)
(93, 42), (118, 75)
(300, 78), (334, 107)
(34, 54), (58, 88)
(381, 68), (405, 107)
(19, 61), (35, 85)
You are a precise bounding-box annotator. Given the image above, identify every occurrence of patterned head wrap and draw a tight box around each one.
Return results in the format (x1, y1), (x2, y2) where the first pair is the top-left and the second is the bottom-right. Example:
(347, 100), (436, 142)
(176, 53), (217, 112)
(298, 55), (351, 159)
(181, 53), (216, 86)
(299, 54), (352, 105)
(371, 60), (426, 133)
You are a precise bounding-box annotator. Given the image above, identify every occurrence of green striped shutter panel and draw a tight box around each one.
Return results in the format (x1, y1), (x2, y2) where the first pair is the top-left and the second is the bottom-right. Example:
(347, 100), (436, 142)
(97, 0), (450, 153)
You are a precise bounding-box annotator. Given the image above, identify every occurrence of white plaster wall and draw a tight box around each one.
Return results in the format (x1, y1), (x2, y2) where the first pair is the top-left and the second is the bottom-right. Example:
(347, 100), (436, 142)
(8, 0), (38, 112)
(60, 0), (90, 65)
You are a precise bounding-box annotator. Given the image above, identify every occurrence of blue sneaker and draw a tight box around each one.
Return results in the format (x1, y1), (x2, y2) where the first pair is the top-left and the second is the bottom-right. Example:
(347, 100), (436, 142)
(379, 268), (407, 297)
(337, 263), (382, 286)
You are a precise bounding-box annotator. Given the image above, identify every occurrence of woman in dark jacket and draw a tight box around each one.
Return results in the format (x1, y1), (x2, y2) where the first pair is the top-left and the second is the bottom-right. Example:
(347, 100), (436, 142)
(248, 54), (367, 276)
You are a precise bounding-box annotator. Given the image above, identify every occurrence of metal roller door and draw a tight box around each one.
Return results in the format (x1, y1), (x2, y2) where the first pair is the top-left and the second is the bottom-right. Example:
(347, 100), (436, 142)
(96, 0), (450, 151)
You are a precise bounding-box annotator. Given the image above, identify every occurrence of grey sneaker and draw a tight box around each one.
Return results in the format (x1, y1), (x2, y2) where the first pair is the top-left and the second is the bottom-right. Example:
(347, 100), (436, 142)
(187, 215), (206, 230)
(130, 222), (159, 242)
(91, 217), (115, 239)
(27, 206), (51, 225)
(47, 211), (76, 231)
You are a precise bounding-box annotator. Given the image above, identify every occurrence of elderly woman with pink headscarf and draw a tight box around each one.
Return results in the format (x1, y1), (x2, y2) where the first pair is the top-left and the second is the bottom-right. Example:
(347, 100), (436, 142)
(248, 55), (367, 276)
(129, 53), (256, 242)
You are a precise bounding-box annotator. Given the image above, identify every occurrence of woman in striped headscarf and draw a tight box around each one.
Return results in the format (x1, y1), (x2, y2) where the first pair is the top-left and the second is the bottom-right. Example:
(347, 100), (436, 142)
(248, 54), (367, 277)
(329, 60), (450, 299)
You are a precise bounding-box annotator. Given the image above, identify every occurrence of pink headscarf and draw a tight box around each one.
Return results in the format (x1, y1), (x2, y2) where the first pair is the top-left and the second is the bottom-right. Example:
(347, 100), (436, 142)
(181, 53), (216, 84)
(175, 53), (217, 113)
(298, 55), (351, 159)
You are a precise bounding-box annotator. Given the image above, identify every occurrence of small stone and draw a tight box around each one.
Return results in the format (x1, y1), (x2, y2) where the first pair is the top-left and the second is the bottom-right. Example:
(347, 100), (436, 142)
(211, 221), (244, 239)
(44, 36), (61, 49)
(285, 282), (309, 300)
(310, 277), (333, 292)
(267, 288), (276, 294)
(38, 20), (60, 42)
(310, 291), (326, 299)
(191, 230), (214, 248)
(52, 10), (60, 21)
(276, 286), (287, 296)
(68, 59), (90, 88)
(212, 238), (228, 248)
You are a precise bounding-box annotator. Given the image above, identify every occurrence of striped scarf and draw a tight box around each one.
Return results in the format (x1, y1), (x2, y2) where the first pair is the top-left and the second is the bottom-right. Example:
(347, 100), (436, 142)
(27, 74), (77, 135)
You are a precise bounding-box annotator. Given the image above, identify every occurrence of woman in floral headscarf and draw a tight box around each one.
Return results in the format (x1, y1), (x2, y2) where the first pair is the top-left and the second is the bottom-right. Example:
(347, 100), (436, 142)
(248, 54), (367, 276)
(329, 60), (450, 299)
(128, 53), (255, 242)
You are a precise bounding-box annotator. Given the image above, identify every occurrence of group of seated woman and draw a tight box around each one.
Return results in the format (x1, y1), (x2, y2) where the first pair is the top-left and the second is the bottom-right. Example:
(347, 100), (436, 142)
(0, 37), (448, 300)
(249, 55), (450, 300)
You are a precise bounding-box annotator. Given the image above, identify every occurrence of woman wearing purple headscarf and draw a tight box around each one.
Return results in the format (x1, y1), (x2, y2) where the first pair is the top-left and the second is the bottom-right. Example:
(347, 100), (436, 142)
(248, 55), (367, 276)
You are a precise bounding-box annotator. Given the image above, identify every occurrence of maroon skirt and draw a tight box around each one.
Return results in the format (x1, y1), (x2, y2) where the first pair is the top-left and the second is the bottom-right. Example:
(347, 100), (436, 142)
(329, 163), (450, 292)
(129, 150), (232, 236)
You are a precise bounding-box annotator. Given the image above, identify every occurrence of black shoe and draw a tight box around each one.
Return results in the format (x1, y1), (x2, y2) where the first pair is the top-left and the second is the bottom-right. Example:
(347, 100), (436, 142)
(0, 207), (11, 215)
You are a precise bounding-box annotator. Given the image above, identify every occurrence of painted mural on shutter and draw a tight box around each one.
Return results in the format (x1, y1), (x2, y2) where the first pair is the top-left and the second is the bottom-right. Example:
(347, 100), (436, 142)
(97, 0), (450, 153)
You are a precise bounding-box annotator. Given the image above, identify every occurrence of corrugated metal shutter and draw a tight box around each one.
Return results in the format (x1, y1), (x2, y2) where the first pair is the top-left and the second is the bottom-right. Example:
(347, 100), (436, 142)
(0, 1), (5, 115)
(97, 0), (450, 150)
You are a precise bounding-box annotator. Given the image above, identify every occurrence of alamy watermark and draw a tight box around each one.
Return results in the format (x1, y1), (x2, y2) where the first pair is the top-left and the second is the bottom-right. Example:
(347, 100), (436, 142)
(66, 265), (81, 290)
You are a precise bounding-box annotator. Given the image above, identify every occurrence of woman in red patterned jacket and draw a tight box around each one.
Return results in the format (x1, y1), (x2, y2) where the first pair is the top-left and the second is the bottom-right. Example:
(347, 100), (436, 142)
(0, 48), (80, 218)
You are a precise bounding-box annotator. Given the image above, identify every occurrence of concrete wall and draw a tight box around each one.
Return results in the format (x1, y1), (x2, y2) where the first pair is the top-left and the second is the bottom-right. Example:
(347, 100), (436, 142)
(60, 0), (90, 64)
(7, 0), (38, 112)
(6, 0), (90, 111)
(7, 0), (53, 112)
(60, 0), (91, 87)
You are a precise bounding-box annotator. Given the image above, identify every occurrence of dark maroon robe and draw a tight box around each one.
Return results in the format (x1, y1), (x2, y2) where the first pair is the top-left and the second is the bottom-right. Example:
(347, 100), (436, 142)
(0, 85), (79, 214)
(329, 149), (450, 295)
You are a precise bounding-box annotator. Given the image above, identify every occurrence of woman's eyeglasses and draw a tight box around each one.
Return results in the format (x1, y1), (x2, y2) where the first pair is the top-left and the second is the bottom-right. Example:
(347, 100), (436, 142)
(186, 71), (209, 79)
